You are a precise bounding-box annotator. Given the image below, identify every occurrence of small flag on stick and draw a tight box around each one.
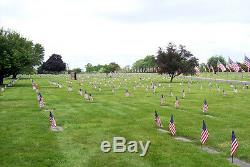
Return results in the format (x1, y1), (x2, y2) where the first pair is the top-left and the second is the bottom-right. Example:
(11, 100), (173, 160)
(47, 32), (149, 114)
(228, 57), (240, 72)
(49, 112), (57, 129)
(154, 111), (163, 128)
(231, 131), (239, 156)
(244, 56), (250, 72)
(169, 115), (176, 136)
(217, 60), (226, 72)
(201, 120), (209, 145)
(203, 99), (208, 113)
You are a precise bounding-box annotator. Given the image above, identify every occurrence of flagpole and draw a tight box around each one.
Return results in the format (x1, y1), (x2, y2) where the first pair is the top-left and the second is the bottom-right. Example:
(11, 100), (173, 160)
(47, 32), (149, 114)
(232, 155), (233, 163)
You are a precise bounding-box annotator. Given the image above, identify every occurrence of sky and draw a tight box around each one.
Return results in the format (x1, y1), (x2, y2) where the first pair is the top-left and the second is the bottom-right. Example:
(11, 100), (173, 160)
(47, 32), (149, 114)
(1, 0), (250, 69)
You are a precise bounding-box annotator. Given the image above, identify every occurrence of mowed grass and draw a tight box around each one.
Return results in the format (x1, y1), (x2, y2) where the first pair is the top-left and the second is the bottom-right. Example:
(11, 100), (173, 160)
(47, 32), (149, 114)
(199, 72), (250, 81)
(1, 73), (250, 167)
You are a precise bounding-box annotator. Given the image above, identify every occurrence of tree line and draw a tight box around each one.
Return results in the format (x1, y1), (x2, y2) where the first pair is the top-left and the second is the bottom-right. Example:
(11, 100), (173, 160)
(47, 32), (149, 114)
(85, 62), (120, 73)
(83, 42), (199, 83)
(132, 55), (156, 72)
(130, 43), (199, 82)
(3, 26), (242, 84)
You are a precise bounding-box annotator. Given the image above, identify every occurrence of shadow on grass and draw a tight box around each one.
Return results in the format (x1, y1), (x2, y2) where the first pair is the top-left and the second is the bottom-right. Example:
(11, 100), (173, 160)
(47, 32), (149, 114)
(41, 86), (59, 89)
(0, 98), (23, 102)
(160, 104), (169, 107)
(158, 81), (182, 84)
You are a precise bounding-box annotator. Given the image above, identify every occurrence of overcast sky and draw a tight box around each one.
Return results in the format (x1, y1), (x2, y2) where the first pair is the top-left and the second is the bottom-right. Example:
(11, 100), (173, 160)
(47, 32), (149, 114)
(1, 0), (250, 68)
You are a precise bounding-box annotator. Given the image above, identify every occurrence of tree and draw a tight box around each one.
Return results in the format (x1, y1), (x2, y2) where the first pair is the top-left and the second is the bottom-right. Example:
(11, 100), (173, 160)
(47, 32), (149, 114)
(72, 68), (82, 73)
(132, 59), (145, 70)
(85, 63), (104, 73)
(199, 63), (207, 72)
(156, 42), (199, 82)
(85, 63), (93, 73)
(100, 64), (111, 73)
(84, 62), (120, 73)
(143, 55), (156, 68)
(108, 62), (120, 73)
(38, 54), (66, 74)
(37, 63), (45, 74)
(132, 55), (156, 72)
(207, 55), (226, 73)
(0, 28), (44, 84)
(0, 29), (12, 84)
(122, 65), (131, 73)
(12, 43), (44, 78)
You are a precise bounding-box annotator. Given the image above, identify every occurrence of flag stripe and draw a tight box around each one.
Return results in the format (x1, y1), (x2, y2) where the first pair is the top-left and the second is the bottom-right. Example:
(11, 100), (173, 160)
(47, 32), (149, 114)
(231, 131), (239, 156)
(169, 123), (176, 135)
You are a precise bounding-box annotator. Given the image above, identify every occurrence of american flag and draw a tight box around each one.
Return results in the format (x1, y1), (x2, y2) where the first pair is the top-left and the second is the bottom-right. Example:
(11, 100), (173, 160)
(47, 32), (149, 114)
(226, 64), (231, 72)
(37, 92), (42, 101)
(49, 112), (57, 128)
(169, 115), (176, 136)
(201, 120), (209, 144)
(231, 131), (239, 156)
(228, 57), (240, 72)
(203, 99), (208, 113)
(217, 60), (226, 72)
(39, 97), (45, 108)
(228, 57), (234, 65)
(154, 111), (163, 128)
(244, 56), (250, 69)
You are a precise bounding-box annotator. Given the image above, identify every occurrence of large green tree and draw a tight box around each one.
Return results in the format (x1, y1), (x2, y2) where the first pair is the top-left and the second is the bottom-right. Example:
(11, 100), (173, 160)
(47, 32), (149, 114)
(85, 63), (104, 73)
(132, 59), (144, 70)
(207, 55), (226, 73)
(143, 55), (156, 68)
(0, 28), (44, 84)
(72, 68), (82, 73)
(199, 63), (207, 72)
(85, 63), (94, 73)
(85, 62), (120, 73)
(132, 55), (156, 71)
(156, 42), (199, 82)
(0, 29), (11, 84)
(107, 62), (120, 73)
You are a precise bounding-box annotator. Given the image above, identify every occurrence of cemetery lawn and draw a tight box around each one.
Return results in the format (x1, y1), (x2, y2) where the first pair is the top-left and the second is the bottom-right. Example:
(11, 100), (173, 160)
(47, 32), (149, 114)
(1, 74), (250, 167)
(199, 72), (250, 81)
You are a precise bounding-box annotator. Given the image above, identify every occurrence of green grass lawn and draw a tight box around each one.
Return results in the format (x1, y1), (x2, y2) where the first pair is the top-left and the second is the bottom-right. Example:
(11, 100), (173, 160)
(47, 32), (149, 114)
(1, 73), (250, 167)
(199, 72), (250, 81)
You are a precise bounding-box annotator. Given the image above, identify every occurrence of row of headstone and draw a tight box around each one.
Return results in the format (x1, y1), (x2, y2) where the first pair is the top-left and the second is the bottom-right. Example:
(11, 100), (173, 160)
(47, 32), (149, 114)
(49, 81), (62, 88)
(0, 78), (19, 94)
(31, 79), (62, 131)
(130, 67), (159, 73)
